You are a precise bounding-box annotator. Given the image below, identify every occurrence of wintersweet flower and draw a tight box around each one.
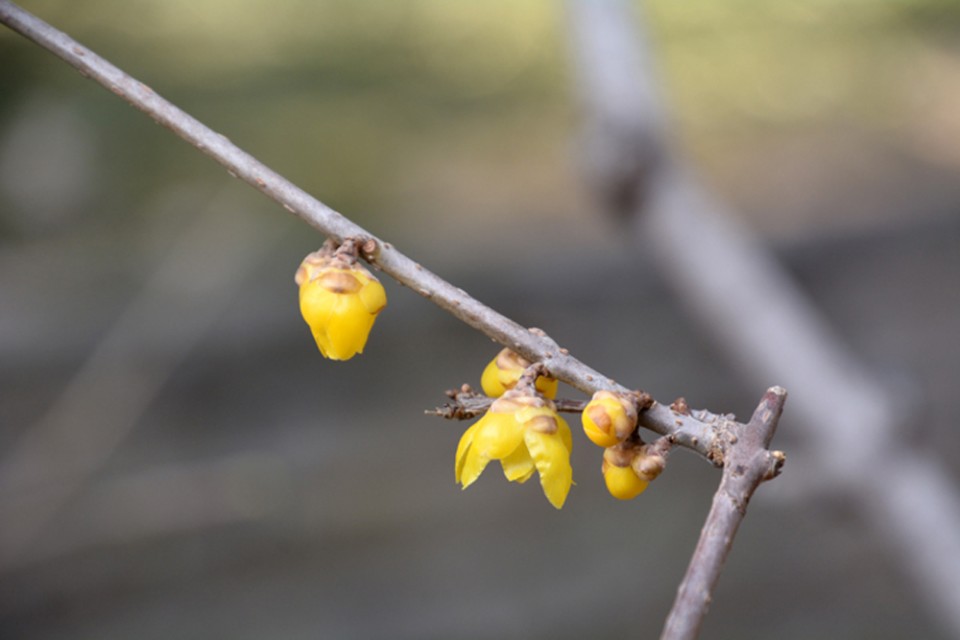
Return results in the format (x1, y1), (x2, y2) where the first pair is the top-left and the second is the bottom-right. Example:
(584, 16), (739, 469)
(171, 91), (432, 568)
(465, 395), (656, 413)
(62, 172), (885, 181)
(581, 390), (638, 447)
(603, 460), (649, 500)
(481, 348), (558, 398)
(456, 390), (573, 509)
(296, 248), (387, 360)
(601, 443), (665, 501)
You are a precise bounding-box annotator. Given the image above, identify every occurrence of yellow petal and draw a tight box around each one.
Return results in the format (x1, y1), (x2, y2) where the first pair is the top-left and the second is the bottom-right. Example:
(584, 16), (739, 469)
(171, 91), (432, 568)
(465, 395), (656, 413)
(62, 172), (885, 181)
(455, 421), (481, 484)
(299, 280), (336, 328)
(480, 357), (507, 397)
(557, 417), (573, 454)
(582, 404), (620, 447)
(514, 404), (560, 425)
(311, 328), (332, 358)
(322, 294), (376, 360)
(582, 395), (635, 447)
(535, 375), (559, 399)
(479, 350), (556, 398)
(524, 430), (573, 509)
(472, 411), (525, 460)
(300, 282), (336, 357)
(501, 445), (535, 483)
(357, 277), (387, 314)
(459, 441), (491, 490)
(604, 465), (649, 500)
(457, 411), (524, 489)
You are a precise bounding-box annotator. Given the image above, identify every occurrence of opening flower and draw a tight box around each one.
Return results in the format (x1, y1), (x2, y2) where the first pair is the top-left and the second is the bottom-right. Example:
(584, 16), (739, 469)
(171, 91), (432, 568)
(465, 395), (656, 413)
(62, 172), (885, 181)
(582, 390), (638, 447)
(481, 348), (558, 398)
(455, 390), (573, 509)
(296, 244), (386, 360)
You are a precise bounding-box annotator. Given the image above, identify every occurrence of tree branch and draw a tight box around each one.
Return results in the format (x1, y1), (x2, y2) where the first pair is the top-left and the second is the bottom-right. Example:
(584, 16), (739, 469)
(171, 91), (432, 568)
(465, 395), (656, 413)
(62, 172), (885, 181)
(0, 0), (726, 462)
(425, 386), (591, 420)
(660, 387), (787, 640)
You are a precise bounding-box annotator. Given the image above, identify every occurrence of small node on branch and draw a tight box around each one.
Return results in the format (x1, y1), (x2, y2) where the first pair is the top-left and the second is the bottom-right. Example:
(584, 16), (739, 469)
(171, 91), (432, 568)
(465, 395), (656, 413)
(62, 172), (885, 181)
(670, 397), (690, 415)
(631, 389), (655, 412)
(359, 237), (379, 261)
(764, 450), (787, 480)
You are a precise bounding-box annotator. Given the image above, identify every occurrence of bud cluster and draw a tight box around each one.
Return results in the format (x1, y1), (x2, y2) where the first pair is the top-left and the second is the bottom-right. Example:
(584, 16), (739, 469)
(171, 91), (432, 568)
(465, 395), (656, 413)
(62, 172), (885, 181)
(581, 390), (666, 500)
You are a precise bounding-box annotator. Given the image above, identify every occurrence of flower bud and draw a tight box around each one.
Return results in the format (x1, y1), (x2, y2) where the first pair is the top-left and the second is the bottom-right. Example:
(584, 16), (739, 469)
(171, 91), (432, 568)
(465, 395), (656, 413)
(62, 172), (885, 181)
(480, 348), (558, 398)
(602, 462), (650, 500)
(601, 445), (651, 500)
(297, 251), (386, 360)
(581, 391), (638, 447)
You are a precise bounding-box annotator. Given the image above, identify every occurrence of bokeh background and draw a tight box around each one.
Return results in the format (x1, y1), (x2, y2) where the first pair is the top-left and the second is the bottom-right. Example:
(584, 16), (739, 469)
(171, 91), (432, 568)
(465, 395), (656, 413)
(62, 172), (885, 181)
(2, 1), (959, 638)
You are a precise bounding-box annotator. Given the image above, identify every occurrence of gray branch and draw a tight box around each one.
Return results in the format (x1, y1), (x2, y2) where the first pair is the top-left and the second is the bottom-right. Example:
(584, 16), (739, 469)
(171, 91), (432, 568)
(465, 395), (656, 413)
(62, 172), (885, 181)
(661, 388), (787, 640)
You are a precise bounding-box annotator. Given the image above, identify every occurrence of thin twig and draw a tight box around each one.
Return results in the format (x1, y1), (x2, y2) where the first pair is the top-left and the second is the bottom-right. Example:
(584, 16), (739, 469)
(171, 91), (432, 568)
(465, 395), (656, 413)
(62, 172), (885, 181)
(425, 387), (589, 420)
(660, 387), (787, 640)
(0, 0), (722, 461)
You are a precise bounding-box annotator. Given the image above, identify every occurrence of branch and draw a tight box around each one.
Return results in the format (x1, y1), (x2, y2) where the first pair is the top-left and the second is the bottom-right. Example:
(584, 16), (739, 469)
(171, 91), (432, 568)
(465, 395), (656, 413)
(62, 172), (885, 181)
(660, 388), (787, 640)
(0, 0), (722, 462)
(425, 384), (652, 421)
(425, 386), (591, 420)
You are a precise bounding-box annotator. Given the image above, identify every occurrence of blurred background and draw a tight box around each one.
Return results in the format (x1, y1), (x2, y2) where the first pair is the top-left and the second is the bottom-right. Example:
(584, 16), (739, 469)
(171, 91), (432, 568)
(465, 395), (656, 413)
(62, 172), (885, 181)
(1, 1), (959, 638)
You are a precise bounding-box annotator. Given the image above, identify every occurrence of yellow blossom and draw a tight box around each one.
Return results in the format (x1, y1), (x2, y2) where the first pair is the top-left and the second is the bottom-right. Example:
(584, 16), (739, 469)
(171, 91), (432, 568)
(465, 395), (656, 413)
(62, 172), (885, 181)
(582, 390), (638, 448)
(456, 391), (573, 509)
(480, 348), (558, 398)
(296, 250), (386, 360)
(601, 444), (665, 501)
(603, 463), (649, 500)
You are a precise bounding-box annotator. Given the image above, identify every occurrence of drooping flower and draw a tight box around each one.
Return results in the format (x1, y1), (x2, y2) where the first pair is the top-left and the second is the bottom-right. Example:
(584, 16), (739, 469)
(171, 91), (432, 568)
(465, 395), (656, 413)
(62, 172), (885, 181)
(296, 247), (386, 360)
(456, 390), (573, 509)
(601, 443), (665, 501)
(582, 390), (638, 447)
(481, 348), (558, 399)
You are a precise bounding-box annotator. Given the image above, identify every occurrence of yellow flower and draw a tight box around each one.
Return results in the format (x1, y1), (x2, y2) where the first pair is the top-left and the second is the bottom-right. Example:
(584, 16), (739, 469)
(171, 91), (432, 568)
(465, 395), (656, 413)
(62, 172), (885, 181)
(601, 444), (665, 501)
(296, 252), (386, 360)
(481, 348), (558, 398)
(455, 391), (573, 509)
(602, 462), (649, 500)
(582, 391), (638, 448)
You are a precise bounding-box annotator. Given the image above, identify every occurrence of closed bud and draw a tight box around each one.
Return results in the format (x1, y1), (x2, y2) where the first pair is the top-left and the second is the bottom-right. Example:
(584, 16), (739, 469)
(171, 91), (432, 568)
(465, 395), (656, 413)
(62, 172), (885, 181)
(481, 348), (558, 398)
(581, 391), (638, 448)
(297, 250), (386, 360)
(601, 459), (650, 500)
(600, 443), (656, 500)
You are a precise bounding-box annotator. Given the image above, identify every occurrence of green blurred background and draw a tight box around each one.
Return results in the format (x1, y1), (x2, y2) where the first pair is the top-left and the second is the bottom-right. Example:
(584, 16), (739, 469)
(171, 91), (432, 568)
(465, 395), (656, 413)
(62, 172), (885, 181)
(1, 1), (959, 638)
